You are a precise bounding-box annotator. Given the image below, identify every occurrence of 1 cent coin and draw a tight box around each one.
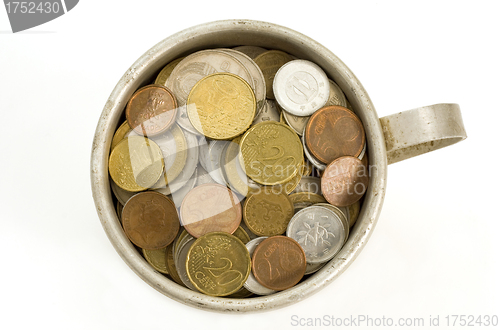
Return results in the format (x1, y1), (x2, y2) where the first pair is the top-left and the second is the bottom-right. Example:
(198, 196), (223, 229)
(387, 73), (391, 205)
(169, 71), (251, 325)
(305, 105), (365, 164)
(180, 183), (242, 238)
(125, 84), (177, 136)
(321, 156), (368, 207)
(251, 236), (306, 291)
(122, 191), (180, 250)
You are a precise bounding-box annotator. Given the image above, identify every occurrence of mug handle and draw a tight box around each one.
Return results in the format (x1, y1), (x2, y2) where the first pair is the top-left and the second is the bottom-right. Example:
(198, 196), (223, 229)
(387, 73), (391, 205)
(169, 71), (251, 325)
(379, 103), (467, 165)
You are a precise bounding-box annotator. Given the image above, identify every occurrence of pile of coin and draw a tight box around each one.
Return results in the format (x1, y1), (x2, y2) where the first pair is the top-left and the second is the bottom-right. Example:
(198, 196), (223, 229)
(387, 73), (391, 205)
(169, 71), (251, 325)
(108, 46), (368, 297)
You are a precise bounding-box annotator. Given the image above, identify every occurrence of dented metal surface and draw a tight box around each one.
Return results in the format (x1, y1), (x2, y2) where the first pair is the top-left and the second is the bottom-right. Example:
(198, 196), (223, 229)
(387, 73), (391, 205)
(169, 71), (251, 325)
(380, 103), (466, 164)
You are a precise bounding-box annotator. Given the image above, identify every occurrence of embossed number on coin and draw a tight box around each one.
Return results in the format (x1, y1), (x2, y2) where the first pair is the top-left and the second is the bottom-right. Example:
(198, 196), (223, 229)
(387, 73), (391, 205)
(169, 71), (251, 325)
(186, 232), (251, 296)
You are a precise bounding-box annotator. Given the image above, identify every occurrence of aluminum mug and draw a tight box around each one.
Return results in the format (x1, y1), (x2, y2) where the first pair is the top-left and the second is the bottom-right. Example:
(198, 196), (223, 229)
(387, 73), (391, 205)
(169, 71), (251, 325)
(90, 19), (467, 313)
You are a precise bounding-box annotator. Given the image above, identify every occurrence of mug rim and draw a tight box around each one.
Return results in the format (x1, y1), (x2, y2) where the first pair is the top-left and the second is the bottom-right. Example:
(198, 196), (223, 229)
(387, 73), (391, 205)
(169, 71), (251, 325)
(90, 19), (388, 313)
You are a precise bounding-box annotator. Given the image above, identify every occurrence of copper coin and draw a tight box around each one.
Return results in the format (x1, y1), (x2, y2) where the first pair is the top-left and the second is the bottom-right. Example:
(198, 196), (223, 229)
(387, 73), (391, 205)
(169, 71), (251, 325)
(305, 105), (365, 164)
(180, 183), (242, 238)
(321, 156), (369, 207)
(122, 191), (180, 249)
(125, 84), (177, 136)
(251, 236), (306, 291)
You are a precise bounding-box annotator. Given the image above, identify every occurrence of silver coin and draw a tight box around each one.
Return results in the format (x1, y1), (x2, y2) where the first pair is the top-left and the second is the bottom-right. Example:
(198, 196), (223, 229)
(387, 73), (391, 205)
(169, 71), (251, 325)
(346, 201), (361, 228)
(283, 110), (309, 136)
(243, 237), (276, 295)
(287, 205), (346, 264)
(305, 262), (326, 275)
(292, 176), (322, 195)
(221, 48), (266, 114)
(273, 60), (329, 116)
(195, 165), (217, 186)
(315, 203), (349, 244)
(302, 132), (326, 170)
(325, 79), (347, 107)
(175, 236), (198, 291)
(155, 129), (199, 196)
(170, 167), (198, 207)
(207, 140), (230, 186)
(110, 179), (136, 205)
(252, 99), (280, 125)
(223, 140), (262, 197)
(233, 45), (267, 59)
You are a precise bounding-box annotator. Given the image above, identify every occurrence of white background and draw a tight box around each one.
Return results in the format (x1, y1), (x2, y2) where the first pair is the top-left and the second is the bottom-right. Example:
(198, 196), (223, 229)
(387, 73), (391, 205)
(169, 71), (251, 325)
(1, 1), (499, 329)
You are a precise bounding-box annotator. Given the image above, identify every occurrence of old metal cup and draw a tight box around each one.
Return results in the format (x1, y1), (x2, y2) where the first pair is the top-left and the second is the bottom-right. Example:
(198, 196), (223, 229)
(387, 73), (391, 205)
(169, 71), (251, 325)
(90, 20), (466, 313)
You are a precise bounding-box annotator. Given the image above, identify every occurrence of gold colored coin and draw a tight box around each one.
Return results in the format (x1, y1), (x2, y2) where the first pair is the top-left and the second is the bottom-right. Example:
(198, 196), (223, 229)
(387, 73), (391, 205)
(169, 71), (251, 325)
(239, 121), (303, 185)
(289, 192), (327, 210)
(174, 229), (189, 257)
(254, 50), (292, 99)
(240, 221), (259, 241)
(223, 136), (260, 196)
(150, 124), (188, 189)
(347, 200), (361, 228)
(279, 110), (285, 124)
(155, 57), (184, 86)
(232, 226), (251, 244)
(109, 136), (164, 192)
(283, 111), (309, 136)
(186, 232), (251, 297)
(243, 187), (294, 236)
(142, 247), (169, 275)
(186, 73), (256, 140)
(111, 121), (132, 150)
(272, 160), (305, 194)
(116, 201), (123, 223)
